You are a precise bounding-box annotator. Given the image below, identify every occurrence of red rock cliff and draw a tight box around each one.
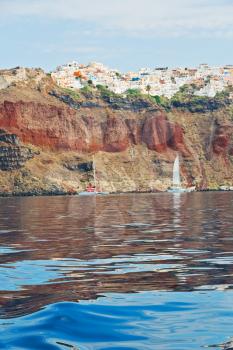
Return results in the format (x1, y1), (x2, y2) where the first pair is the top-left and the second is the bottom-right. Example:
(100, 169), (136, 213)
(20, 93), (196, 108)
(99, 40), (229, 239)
(0, 101), (190, 155)
(212, 121), (233, 158)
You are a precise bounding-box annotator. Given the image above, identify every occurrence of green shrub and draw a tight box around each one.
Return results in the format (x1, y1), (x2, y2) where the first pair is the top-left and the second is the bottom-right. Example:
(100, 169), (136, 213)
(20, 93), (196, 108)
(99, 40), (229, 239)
(126, 88), (143, 97)
(151, 95), (170, 109)
(96, 85), (122, 99)
(61, 87), (80, 100)
(80, 85), (94, 96)
(96, 84), (107, 91)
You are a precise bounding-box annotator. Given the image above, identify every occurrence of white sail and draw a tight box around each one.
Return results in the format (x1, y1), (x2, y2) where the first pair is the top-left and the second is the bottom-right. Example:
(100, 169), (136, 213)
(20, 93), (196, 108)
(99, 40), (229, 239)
(172, 155), (181, 187)
(93, 155), (97, 190)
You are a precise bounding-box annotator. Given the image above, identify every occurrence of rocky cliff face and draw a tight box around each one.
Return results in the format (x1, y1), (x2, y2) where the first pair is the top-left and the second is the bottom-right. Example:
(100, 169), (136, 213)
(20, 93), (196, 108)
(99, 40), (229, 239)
(0, 67), (232, 195)
(0, 101), (189, 155)
(212, 120), (233, 157)
(0, 130), (34, 171)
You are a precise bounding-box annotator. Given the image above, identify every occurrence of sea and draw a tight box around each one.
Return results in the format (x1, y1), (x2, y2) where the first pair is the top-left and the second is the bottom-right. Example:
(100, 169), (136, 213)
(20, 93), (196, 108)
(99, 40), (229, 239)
(0, 192), (233, 350)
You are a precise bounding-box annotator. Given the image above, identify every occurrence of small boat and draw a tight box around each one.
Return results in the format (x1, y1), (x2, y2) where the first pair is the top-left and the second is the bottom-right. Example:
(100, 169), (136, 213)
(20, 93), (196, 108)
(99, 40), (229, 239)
(167, 154), (195, 193)
(219, 185), (233, 191)
(79, 156), (109, 196)
(167, 187), (195, 193)
(79, 189), (109, 196)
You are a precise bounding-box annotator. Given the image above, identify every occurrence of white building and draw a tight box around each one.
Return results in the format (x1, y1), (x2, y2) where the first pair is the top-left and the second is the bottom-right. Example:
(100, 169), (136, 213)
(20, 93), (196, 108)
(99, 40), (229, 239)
(51, 61), (232, 99)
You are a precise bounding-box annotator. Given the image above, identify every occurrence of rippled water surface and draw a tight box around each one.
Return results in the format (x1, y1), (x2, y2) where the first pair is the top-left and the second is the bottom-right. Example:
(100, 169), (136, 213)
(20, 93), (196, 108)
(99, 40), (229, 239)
(0, 192), (233, 349)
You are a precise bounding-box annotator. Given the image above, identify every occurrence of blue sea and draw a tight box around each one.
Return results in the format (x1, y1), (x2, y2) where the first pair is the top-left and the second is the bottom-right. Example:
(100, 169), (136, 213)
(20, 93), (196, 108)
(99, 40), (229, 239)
(0, 193), (232, 349)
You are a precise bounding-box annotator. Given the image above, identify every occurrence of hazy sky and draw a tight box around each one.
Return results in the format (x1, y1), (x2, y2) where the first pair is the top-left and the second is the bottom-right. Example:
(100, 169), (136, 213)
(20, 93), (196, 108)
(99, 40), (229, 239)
(1, 0), (233, 71)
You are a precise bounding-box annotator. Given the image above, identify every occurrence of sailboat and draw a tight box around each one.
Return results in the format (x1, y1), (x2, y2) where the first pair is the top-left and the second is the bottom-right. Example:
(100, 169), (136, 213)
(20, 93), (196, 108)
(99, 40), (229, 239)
(79, 156), (109, 196)
(167, 154), (195, 193)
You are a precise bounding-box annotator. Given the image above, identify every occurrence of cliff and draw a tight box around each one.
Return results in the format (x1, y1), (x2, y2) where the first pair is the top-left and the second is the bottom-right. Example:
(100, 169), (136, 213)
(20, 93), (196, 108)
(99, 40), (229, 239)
(0, 67), (232, 195)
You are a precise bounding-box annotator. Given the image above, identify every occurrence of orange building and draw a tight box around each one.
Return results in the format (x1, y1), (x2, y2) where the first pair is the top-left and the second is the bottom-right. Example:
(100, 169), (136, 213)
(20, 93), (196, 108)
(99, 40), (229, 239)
(73, 71), (82, 78)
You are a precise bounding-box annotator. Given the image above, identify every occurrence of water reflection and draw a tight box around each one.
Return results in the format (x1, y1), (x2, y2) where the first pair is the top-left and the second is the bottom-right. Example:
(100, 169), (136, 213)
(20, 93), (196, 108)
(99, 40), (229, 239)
(0, 192), (232, 320)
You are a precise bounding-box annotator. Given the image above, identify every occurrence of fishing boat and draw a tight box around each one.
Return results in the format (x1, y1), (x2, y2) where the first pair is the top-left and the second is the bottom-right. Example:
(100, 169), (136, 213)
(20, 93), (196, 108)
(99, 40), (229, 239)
(167, 154), (195, 193)
(79, 156), (109, 196)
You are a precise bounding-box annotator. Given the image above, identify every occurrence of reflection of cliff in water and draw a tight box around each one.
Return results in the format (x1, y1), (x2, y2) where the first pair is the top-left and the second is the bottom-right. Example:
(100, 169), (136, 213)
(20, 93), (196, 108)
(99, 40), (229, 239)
(0, 193), (233, 318)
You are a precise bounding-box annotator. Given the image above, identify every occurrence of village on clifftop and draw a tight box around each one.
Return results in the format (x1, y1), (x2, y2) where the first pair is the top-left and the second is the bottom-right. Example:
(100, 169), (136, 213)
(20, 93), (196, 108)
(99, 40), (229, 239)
(52, 61), (233, 99)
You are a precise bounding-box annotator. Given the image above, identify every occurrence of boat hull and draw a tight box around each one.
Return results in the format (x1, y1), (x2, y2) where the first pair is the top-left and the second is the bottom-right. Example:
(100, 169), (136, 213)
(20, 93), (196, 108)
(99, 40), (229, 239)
(167, 187), (195, 193)
(79, 192), (109, 196)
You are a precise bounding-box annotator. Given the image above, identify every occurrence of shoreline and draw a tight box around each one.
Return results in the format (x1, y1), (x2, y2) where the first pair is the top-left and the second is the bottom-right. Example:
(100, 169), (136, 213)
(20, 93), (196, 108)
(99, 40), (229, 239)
(0, 188), (232, 198)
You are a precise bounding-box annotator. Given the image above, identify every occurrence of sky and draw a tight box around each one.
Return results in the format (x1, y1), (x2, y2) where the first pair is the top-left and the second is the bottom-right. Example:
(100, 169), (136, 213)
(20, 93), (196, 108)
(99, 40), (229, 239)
(1, 0), (233, 72)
